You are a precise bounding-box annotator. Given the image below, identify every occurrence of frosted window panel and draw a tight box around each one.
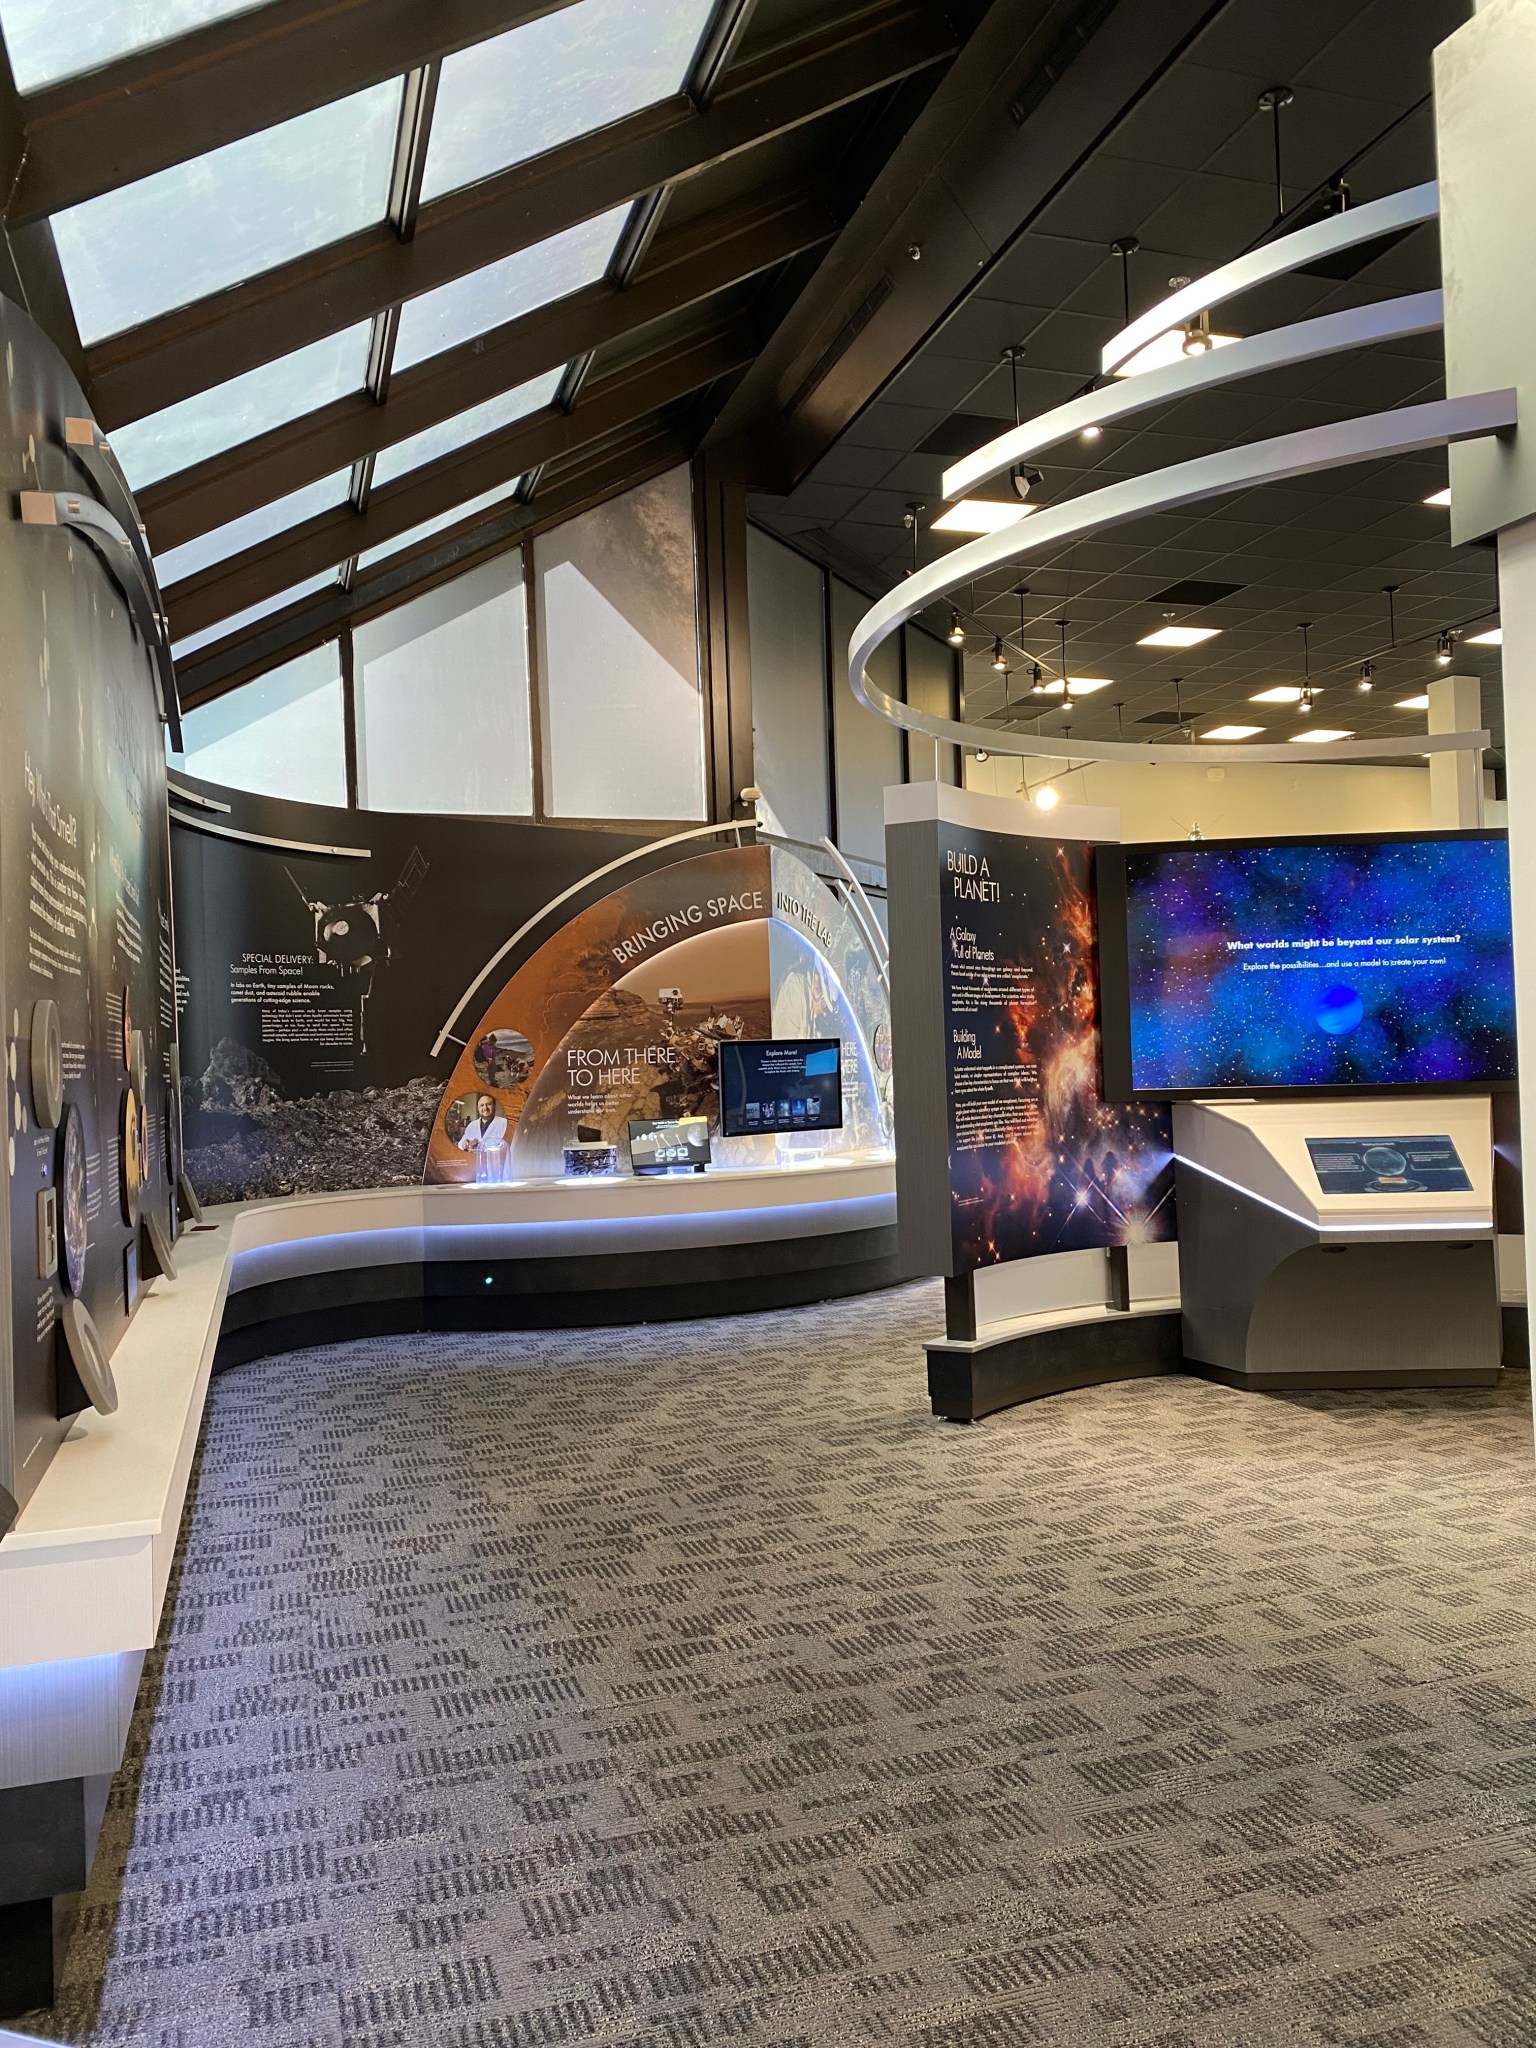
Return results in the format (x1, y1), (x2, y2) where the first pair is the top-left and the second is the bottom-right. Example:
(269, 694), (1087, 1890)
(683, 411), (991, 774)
(354, 554), (533, 815)
(830, 578), (902, 866)
(52, 82), (399, 343)
(156, 469), (351, 587)
(423, 0), (716, 202)
(176, 643), (346, 804)
(0, 0), (270, 91)
(537, 465), (705, 820)
(112, 324), (371, 491)
(746, 526), (829, 844)
(170, 572), (333, 659)
(394, 208), (628, 371)
(355, 481), (522, 572)
(371, 371), (561, 486)
(903, 624), (957, 786)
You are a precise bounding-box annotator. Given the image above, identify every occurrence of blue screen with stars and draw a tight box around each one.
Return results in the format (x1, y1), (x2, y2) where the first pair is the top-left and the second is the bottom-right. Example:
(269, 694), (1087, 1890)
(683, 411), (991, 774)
(1120, 834), (1515, 1093)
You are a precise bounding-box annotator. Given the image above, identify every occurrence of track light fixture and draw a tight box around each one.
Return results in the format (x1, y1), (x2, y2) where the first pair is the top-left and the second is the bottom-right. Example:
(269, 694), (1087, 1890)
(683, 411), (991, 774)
(1010, 465), (1043, 503)
(946, 610), (966, 646)
(1030, 663), (1047, 694)
(1081, 424), (1102, 442)
(1436, 629), (1455, 665)
(991, 637), (1008, 671)
(974, 749), (989, 762)
(1358, 660), (1374, 693)
(1181, 313), (1214, 356)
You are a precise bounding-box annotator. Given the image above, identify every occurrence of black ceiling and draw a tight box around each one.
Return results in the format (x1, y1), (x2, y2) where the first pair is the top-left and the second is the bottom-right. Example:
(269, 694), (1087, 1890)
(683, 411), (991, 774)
(748, 0), (1506, 757)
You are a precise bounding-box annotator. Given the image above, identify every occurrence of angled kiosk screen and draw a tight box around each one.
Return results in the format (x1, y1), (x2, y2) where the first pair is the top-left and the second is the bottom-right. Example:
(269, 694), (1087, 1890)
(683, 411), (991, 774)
(718, 1039), (842, 1136)
(628, 1116), (711, 1172)
(1306, 1134), (1473, 1194)
(1098, 832), (1516, 1097)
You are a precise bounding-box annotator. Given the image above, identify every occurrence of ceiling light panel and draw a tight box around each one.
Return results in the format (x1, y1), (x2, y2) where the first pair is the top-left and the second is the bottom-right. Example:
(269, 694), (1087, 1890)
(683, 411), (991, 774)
(394, 207), (630, 370)
(422, 0), (718, 204)
(1202, 724), (1264, 740)
(355, 481), (523, 570)
(171, 572), (335, 661)
(1290, 727), (1353, 743)
(1396, 693), (1431, 709)
(1423, 487), (1452, 507)
(0, 0), (272, 92)
(111, 323), (373, 491)
(1139, 625), (1220, 648)
(1467, 626), (1502, 646)
(371, 370), (563, 486)
(1250, 685), (1306, 703)
(932, 499), (1033, 533)
(52, 82), (401, 343)
(156, 469), (352, 588)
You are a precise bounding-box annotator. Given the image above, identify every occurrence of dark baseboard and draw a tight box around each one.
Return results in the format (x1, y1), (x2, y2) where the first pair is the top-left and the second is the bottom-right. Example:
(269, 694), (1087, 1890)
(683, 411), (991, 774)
(1186, 1360), (1504, 1392)
(927, 1311), (1184, 1421)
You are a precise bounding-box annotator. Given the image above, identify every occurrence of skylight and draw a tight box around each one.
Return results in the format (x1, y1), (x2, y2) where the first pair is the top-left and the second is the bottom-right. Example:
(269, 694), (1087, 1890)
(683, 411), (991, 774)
(0, 0), (272, 93)
(111, 324), (372, 490)
(394, 208), (630, 371)
(171, 572), (334, 660)
(421, 0), (718, 203)
(371, 371), (563, 487)
(355, 482), (524, 571)
(52, 81), (400, 343)
(156, 469), (351, 588)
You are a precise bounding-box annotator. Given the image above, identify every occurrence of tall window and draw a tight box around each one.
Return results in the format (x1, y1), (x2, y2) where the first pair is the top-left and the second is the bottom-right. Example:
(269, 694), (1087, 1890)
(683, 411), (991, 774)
(535, 466), (707, 822)
(353, 553), (533, 815)
(175, 644), (347, 806)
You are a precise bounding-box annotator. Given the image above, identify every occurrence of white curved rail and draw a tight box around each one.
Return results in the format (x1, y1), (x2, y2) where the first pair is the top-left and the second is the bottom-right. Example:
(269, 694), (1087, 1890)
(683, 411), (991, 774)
(944, 291), (1443, 501)
(850, 390), (1513, 766)
(1100, 181), (1439, 376)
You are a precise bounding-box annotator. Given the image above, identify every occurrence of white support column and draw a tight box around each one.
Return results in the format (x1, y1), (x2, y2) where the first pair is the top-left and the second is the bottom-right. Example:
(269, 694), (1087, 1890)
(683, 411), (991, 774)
(1427, 673), (1484, 826)
(1496, 517), (1536, 1332)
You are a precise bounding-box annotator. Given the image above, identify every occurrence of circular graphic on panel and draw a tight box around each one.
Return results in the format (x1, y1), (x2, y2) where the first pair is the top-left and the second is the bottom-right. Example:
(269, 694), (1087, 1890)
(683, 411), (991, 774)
(473, 1028), (535, 1090)
(59, 1296), (118, 1416)
(1314, 984), (1364, 1036)
(29, 998), (63, 1128)
(872, 1021), (893, 1075)
(59, 1103), (88, 1296)
(121, 1083), (142, 1226)
(121, 987), (133, 1072)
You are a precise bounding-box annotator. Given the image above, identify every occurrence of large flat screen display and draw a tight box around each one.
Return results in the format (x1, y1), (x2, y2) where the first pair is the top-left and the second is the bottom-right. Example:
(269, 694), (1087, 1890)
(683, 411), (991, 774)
(718, 1039), (843, 1135)
(1098, 832), (1516, 1097)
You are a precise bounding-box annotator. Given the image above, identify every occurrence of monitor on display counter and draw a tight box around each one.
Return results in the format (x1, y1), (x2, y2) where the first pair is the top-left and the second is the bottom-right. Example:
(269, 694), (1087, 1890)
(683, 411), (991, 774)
(718, 1039), (844, 1136)
(628, 1116), (712, 1174)
(1097, 830), (1516, 1099)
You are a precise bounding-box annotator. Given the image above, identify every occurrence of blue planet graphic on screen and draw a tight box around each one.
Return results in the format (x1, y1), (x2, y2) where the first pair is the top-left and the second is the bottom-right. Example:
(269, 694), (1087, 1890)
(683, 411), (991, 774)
(1315, 984), (1364, 1035)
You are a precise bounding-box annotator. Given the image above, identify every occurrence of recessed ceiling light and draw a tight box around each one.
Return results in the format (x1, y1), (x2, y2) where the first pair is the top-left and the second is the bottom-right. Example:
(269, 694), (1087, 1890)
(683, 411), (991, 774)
(1202, 724), (1265, 740)
(1034, 675), (1114, 696)
(1423, 487), (1452, 507)
(932, 499), (1033, 533)
(1467, 626), (1502, 646)
(1113, 328), (1240, 378)
(1396, 693), (1431, 710)
(1250, 685), (1308, 703)
(1290, 727), (1354, 743)
(1139, 625), (1221, 648)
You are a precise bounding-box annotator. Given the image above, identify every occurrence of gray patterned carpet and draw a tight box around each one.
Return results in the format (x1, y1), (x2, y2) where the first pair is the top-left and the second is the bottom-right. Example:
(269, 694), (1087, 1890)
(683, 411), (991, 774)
(25, 1282), (1536, 2047)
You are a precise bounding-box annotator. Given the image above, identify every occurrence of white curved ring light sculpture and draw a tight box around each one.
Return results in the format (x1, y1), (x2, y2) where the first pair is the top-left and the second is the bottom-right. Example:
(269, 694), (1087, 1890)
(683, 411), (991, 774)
(850, 392), (1512, 766)
(850, 183), (1511, 767)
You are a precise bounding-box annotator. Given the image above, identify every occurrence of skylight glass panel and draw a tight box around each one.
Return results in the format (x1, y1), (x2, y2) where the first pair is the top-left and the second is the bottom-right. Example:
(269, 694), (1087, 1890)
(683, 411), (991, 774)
(422, 0), (717, 203)
(394, 208), (629, 371)
(157, 469), (351, 587)
(52, 81), (399, 344)
(0, 0), (271, 93)
(112, 324), (371, 491)
(372, 371), (562, 487)
(170, 573), (333, 660)
(356, 481), (523, 571)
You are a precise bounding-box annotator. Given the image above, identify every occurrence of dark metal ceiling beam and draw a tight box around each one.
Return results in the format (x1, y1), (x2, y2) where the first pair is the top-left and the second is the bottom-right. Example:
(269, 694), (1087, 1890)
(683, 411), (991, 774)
(140, 185), (834, 553)
(86, 0), (956, 429)
(7, 0), (581, 225)
(705, 0), (1235, 489)
(164, 321), (752, 639)
(174, 420), (688, 707)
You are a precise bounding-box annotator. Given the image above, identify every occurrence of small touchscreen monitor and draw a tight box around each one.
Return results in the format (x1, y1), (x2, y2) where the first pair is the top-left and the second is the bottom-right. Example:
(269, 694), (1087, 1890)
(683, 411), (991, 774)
(628, 1116), (712, 1173)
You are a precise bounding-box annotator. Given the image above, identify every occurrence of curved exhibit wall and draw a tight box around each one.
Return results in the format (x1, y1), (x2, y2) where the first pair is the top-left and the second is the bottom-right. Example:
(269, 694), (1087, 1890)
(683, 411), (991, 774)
(0, 299), (176, 1522)
(169, 779), (891, 1204)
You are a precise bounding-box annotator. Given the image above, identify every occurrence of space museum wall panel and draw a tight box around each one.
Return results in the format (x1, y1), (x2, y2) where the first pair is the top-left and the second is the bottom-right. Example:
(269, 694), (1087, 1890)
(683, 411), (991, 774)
(0, 300), (175, 1522)
(169, 784), (890, 1202)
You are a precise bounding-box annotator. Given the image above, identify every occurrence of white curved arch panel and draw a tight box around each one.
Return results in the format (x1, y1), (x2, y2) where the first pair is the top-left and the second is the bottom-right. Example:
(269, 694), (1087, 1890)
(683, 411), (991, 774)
(1099, 182), (1439, 377)
(850, 389), (1514, 766)
(943, 292), (1444, 502)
